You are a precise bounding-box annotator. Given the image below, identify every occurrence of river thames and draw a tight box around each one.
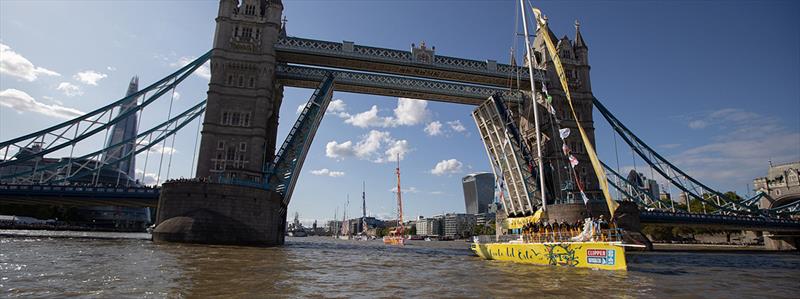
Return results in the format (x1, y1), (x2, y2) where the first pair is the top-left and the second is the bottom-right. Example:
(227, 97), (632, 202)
(1, 232), (798, 298)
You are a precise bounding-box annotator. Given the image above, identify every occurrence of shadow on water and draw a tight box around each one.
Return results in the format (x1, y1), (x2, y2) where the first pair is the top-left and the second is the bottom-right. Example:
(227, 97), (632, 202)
(155, 242), (298, 298)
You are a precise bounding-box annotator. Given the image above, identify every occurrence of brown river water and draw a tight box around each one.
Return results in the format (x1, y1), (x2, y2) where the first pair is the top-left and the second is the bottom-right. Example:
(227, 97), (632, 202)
(1, 232), (798, 298)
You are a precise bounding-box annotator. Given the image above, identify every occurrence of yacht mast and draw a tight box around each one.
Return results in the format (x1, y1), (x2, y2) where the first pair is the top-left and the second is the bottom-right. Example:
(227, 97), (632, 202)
(519, 0), (547, 211)
(396, 154), (404, 235)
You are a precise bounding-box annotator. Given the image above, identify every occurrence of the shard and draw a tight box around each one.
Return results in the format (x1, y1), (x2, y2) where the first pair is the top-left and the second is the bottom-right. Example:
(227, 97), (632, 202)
(103, 76), (139, 181)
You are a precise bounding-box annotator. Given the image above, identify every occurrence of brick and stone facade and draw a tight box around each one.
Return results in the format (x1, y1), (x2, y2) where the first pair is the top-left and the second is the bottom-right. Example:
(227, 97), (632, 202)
(517, 21), (599, 204)
(152, 181), (284, 245)
(153, 0), (288, 246)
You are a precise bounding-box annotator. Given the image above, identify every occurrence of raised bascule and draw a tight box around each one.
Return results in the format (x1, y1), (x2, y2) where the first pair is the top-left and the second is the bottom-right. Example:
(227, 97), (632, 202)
(0, 0), (798, 249)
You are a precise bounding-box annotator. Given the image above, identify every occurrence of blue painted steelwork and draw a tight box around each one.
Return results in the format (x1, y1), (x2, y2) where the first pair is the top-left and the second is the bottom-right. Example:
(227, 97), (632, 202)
(491, 94), (541, 206)
(0, 51), (211, 169)
(276, 64), (525, 105)
(602, 160), (681, 212)
(593, 98), (762, 216)
(267, 74), (336, 210)
(640, 211), (800, 232)
(0, 184), (159, 208)
(1, 101), (207, 184)
(275, 37), (543, 85)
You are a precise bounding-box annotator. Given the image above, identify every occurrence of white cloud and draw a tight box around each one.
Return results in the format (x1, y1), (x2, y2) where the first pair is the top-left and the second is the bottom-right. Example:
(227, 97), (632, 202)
(424, 121), (443, 136)
(430, 191), (445, 195)
(172, 91), (181, 100)
(447, 120), (466, 132)
(296, 104), (306, 114)
(384, 139), (410, 162)
(0, 89), (83, 119)
(430, 159), (463, 176)
(106, 66), (117, 71)
(56, 82), (83, 97)
(0, 43), (60, 81)
(388, 186), (420, 194)
(327, 99), (350, 117)
(171, 56), (211, 80)
(344, 105), (393, 128)
(134, 169), (158, 186)
(325, 140), (354, 160)
(74, 70), (107, 86)
(393, 98), (429, 126)
(148, 144), (178, 155)
(310, 168), (345, 177)
(326, 130), (410, 163)
(355, 130), (391, 159)
(343, 98), (430, 128)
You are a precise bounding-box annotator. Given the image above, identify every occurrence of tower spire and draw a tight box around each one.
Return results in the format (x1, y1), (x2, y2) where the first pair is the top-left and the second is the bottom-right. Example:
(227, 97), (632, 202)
(574, 19), (588, 49)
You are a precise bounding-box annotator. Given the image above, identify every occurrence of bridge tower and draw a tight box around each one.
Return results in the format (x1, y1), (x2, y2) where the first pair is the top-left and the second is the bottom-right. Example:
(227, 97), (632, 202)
(197, 0), (284, 179)
(519, 21), (611, 220)
(152, 0), (288, 246)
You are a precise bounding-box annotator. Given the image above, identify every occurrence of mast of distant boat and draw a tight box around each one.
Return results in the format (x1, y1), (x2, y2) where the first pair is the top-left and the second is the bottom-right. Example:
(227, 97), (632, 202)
(362, 181), (367, 234)
(520, 0), (547, 211)
(396, 154), (404, 236)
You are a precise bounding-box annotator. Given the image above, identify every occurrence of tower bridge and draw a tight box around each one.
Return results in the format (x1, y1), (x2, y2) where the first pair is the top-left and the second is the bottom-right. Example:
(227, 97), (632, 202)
(0, 0), (798, 249)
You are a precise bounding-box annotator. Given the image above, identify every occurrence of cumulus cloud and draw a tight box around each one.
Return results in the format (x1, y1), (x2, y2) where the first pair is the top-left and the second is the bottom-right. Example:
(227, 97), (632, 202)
(0, 89), (83, 119)
(56, 82), (83, 97)
(171, 56), (211, 80)
(74, 70), (108, 86)
(326, 130), (411, 163)
(325, 140), (355, 160)
(345, 105), (393, 128)
(0, 43), (60, 81)
(107, 66), (117, 72)
(343, 98), (430, 128)
(327, 99), (350, 117)
(424, 121), (443, 136)
(447, 120), (466, 132)
(384, 140), (410, 162)
(430, 159), (463, 176)
(393, 98), (429, 126)
(310, 168), (345, 177)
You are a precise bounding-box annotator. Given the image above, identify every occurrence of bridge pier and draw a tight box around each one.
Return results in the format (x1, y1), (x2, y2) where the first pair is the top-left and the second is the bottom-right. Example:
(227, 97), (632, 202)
(152, 181), (285, 246)
(764, 234), (798, 251)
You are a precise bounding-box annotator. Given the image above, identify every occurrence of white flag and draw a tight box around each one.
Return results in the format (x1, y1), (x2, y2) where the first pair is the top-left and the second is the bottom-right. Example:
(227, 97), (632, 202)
(559, 128), (571, 139)
(581, 192), (590, 204)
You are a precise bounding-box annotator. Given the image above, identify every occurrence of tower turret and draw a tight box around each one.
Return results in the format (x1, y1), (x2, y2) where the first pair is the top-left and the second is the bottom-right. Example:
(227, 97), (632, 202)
(196, 0), (285, 180)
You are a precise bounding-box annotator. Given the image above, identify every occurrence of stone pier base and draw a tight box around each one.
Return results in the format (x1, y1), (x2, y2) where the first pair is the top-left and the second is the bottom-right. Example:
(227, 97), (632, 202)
(152, 181), (286, 246)
(764, 234), (799, 251)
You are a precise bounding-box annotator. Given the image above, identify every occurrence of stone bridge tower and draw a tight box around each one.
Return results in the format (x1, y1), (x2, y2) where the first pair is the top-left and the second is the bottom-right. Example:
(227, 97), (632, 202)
(517, 21), (609, 219)
(152, 0), (288, 246)
(196, 0), (284, 180)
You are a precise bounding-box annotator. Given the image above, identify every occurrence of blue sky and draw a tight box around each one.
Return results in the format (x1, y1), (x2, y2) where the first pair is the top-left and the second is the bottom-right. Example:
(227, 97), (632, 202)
(1, 1), (798, 224)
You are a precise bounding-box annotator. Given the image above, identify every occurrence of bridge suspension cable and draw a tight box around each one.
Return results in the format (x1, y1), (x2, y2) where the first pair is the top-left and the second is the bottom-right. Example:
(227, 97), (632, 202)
(593, 98), (764, 216)
(0, 100), (207, 184)
(0, 51), (212, 170)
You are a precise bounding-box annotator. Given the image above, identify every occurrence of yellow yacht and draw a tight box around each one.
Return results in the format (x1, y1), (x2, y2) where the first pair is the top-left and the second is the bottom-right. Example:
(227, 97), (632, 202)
(470, 3), (638, 271)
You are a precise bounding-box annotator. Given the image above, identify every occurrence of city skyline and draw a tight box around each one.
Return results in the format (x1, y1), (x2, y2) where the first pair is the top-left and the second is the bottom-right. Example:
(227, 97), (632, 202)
(1, 1), (798, 224)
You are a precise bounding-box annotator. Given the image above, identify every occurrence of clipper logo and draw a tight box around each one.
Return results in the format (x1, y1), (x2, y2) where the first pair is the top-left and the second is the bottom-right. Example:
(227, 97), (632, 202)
(586, 249), (616, 265)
